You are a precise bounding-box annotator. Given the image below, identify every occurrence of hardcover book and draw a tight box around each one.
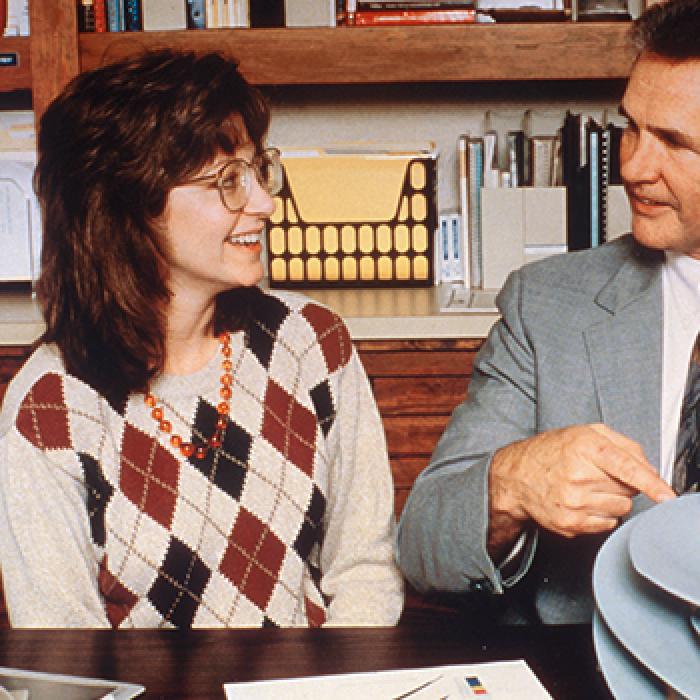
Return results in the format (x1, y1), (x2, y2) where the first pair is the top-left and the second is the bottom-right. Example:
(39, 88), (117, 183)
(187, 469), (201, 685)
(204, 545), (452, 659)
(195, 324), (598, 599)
(94, 0), (108, 31)
(351, 7), (476, 22)
(357, 1), (474, 7)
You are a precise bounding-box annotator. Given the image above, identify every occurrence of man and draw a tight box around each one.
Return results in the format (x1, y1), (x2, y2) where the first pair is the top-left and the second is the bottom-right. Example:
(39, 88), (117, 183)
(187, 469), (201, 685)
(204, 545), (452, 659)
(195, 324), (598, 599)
(397, 0), (700, 624)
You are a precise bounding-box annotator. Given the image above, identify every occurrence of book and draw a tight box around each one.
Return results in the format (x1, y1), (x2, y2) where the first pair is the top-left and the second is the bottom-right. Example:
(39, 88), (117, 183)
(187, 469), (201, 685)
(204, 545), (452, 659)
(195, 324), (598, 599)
(285, 0), (335, 26)
(205, 0), (219, 27)
(249, 0), (284, 26)
(124, 0), (142, 29)
(186, 0), (206, 27)
(357, 1), (474, 7)
(94, 0), (108, 31)
(106, 0), (125, 31)
(351, 7), (476, 22)
(142, 0), (187, 29)
(233, 0), (250, 27)
(78, 0), (96, 32)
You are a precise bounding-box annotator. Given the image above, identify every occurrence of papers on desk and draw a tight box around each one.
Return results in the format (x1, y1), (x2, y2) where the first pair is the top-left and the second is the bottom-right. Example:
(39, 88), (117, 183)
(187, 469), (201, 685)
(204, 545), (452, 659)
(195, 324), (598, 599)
(224, 660), (552, 699)
(438, 283), (498, 313)
(0, 667), (144, 700)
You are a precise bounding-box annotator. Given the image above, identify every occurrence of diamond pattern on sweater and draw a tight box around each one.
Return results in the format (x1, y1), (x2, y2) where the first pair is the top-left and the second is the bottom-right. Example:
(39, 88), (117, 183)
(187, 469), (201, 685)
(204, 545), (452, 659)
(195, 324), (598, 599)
(293, 484), (326, 562)
(248, 293), (290, 369)
(79, 453), (113, 547)
(301, 303), (352, 373)
(219, 507), (286, 612)
(99, 556), (139, 628)
(310, 379), (335, 438)
(261, 379), (316, 477)
(9, 295), (351, 629)
(119, 423), (180, 530)
(148, 536), (212, 628)
(16, 373), (71, 450)
(191, 399), (251, 501)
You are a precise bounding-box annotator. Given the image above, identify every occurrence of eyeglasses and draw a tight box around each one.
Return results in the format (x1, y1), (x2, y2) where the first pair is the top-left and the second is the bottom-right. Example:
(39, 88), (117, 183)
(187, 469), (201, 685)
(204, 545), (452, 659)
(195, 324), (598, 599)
(184, 147), (283, 212)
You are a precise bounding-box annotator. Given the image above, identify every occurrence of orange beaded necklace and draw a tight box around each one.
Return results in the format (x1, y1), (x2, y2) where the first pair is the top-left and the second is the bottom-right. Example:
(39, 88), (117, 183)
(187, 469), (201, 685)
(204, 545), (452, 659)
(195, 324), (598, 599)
(144, 332), (233, 460)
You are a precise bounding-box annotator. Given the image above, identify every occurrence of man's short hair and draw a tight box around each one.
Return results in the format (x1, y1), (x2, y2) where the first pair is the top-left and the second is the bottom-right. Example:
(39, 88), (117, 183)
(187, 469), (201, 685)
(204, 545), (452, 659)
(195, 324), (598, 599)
(632, 0), (700, 60)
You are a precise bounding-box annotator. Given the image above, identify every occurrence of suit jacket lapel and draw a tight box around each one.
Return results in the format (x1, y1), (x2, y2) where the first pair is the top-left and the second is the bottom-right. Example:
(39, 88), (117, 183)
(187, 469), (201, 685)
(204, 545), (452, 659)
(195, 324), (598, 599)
(583, 251), (663, 470)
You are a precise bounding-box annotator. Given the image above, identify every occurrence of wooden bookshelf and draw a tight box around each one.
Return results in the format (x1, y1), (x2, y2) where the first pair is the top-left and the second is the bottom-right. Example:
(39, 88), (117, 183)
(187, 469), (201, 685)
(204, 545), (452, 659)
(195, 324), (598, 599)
(0, 37), (31, 91)
(16, 0), (637, 115)
(78, 23), (636, 86)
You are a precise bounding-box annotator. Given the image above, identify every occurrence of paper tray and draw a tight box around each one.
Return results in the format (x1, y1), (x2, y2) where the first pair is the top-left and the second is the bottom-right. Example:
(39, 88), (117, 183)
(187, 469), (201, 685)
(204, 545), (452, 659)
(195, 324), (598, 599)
(0, 666), (144, 700)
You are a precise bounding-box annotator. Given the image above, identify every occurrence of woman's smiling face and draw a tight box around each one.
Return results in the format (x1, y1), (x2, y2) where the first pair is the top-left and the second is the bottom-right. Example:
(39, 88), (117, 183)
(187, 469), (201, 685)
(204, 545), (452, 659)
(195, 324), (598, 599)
(160, 115), (274, 300)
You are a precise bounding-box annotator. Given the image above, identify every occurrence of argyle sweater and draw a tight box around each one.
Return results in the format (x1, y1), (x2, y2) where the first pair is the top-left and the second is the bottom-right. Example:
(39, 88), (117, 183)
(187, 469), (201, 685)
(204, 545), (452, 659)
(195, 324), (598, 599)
(0, 290), (403, 628)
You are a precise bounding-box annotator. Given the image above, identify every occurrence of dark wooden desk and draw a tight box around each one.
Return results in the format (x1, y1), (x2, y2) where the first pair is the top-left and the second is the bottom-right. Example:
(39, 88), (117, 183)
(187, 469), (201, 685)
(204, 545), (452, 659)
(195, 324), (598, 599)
(0, 613), (611, 700)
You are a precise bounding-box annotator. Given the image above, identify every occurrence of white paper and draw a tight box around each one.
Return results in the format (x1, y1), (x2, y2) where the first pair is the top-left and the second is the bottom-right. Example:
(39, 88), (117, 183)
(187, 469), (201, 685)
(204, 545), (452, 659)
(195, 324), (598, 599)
(438, 283), (498, 313)
(224, 660), (552, 700)
(0, 667), (144, 700)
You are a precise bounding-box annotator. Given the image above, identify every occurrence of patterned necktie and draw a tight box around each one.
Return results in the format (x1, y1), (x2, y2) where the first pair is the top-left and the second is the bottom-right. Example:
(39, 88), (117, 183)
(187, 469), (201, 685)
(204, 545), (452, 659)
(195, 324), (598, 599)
(673, 333), (700, 494)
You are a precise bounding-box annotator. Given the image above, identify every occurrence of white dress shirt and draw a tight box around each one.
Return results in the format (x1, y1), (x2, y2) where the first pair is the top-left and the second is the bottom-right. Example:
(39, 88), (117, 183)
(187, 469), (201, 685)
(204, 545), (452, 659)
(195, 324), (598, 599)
(661, 252), (700, 483)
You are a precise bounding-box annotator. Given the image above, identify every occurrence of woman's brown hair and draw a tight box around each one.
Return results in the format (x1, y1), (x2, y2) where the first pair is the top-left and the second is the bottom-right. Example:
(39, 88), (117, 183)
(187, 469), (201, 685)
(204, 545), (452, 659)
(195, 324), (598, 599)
(34, 49), (270, 407)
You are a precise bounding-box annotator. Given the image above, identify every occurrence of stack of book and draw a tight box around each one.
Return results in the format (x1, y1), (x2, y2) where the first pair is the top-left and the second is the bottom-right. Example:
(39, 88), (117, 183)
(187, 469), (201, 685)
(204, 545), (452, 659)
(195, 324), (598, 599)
(343, 0), (478, 25)
(77, 0), (251, 32)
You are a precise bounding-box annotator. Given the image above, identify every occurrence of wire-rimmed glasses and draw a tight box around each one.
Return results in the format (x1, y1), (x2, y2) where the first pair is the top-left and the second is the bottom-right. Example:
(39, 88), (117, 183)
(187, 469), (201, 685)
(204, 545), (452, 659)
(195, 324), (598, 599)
(185, 147), (283, 212)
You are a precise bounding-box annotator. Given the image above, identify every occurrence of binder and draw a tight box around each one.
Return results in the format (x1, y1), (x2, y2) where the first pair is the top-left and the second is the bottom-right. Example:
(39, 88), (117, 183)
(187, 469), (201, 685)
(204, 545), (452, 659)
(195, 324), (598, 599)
(459, 136), (484, 290)
(562, 113), (610, 250)
(562, 111), (591, 251)
(587, 118), (603, 248)
(266, 145), (437, 288)
(458, 134), (485, 290)
(506, 130), (526, 187)
(458, 134), (471, 289)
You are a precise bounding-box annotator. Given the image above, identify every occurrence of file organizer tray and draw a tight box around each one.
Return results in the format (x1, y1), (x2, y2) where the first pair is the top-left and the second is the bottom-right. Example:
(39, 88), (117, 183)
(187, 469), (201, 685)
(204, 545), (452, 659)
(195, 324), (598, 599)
(267, 145), (437, 288)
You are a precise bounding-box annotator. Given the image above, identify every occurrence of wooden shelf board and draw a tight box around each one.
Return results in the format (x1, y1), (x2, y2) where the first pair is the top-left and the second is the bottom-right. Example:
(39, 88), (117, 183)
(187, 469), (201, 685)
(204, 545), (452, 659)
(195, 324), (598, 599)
(0, 37), (31, 91)
(79, 23), (636, 85)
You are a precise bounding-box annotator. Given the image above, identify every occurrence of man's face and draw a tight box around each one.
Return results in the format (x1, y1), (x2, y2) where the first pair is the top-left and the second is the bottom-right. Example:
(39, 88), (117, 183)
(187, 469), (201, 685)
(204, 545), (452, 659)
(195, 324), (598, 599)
(620, 52), (700, 258)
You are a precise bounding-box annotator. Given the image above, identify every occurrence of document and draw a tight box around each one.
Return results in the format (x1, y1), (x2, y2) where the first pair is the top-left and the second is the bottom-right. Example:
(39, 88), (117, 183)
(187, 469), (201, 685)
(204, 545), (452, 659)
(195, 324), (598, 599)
(224, 660), (552, 699)
(0, 666), (144, 700)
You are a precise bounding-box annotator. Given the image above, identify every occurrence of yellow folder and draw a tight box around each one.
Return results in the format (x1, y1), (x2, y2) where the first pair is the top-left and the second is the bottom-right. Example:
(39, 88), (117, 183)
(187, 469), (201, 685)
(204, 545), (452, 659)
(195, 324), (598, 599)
(267, 145), (437, 287)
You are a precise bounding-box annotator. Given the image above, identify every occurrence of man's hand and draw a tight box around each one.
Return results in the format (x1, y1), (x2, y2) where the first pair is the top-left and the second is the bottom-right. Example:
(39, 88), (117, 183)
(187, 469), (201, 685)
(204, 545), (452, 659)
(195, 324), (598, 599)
(487, 424), (675, 554)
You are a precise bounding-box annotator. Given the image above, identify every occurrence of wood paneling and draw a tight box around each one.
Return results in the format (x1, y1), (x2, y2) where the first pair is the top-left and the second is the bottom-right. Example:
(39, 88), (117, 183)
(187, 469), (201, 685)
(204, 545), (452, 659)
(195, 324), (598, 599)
(29, 0), (79, 117)
(0, 37), (31, 91)
(356, 338), (482, 515)
(0, 346), (29, 403)
(78, 23), (636, 85)
(372, 375), (469, 415)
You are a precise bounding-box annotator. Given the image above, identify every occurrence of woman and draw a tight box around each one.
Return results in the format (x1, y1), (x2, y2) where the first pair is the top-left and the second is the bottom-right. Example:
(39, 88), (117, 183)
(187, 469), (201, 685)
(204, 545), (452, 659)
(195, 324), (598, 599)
(0, 49), (403, 628)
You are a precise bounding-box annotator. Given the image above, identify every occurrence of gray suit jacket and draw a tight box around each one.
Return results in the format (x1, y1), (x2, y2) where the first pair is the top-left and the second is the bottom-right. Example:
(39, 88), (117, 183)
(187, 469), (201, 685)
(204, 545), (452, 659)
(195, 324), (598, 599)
(397, 235), (665, 624)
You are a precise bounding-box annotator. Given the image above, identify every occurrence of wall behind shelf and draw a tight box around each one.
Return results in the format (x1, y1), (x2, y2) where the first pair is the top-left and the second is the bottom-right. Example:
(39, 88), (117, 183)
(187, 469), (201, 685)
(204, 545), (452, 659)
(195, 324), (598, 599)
(263, 79), (626, 213)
